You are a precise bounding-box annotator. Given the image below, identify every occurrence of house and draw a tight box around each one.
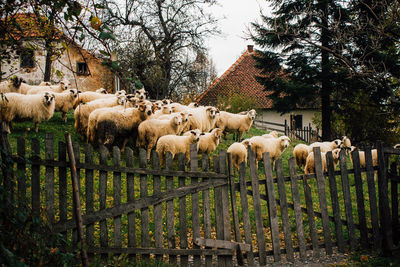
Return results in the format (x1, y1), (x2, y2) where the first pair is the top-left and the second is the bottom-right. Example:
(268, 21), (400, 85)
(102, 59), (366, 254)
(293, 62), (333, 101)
(196, 45), (320, 132)
(0, 13), (114, 91)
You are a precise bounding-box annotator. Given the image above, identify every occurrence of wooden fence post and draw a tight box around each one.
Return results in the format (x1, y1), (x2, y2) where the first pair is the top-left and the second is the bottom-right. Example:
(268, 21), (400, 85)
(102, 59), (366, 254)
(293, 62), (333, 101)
(0, 123), (14, 207)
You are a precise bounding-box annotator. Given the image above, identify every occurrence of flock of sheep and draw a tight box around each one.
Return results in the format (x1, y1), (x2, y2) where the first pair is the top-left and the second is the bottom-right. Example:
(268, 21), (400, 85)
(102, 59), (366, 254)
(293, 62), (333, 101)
(0, 76), (397, 173)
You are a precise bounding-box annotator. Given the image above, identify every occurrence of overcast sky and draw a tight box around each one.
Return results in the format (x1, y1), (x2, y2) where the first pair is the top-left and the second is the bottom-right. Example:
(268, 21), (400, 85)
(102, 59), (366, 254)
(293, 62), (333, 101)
(206, 0), (270, 76)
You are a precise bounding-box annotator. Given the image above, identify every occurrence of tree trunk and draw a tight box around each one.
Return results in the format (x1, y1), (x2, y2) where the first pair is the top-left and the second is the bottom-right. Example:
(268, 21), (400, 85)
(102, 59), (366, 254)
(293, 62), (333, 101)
(44, 40), (53, 82)
(320, 1), (331, 141)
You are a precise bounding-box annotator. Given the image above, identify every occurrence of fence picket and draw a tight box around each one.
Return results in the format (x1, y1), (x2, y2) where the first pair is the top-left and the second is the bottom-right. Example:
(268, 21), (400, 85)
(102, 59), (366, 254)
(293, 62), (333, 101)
(351, 149), (368, 249)
(125, 148), (136, 258)
(31, 138), (40, 214)
(84, 144), (94, 249)
(178, 153), (188, 267)
(58, 141), (67, 238)
(99, 145), (109, 258)
(390, 162), (399, 245)
(303, 175), (320, 257)
(288, 158), (306, 259)
(213, 156), (225, 267)
(139, 149), (150, 260)
(275, 158), (294, 261)
(313, 147), (332, 255)
(326, 152), (345, 252)
(165, 152), (177, 265)
(113, 147), (122, 248)
(152, 150), (163, 261)
(201, 155), (213, 267)
(190, 145), (201, 267)
(17, 137), (26, 209)
(45, 134), (55, 225)
(263, 152), (279, 263)
(72, 142), (80, 246)
(339, 150), (356, 250)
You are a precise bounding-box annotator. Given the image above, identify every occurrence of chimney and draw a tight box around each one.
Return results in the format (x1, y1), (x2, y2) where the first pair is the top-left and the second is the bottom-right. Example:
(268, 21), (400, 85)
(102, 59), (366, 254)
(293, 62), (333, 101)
(247, 45), (254, 53)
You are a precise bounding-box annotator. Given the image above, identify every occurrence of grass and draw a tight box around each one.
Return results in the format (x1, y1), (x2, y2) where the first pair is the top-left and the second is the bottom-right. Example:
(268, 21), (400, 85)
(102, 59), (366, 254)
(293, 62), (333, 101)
(5, 110), (397, 261)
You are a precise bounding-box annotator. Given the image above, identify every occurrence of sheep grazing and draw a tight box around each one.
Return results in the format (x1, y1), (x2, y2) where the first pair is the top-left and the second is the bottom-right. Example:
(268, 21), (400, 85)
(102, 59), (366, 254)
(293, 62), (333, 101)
(183, 106), (220, 133)
(74, 95), (127, 137)
(156, 130), (202, 166)
(96, 88), (108, 94)
(304, 148), (341, 174)
(227, 139), (252, 171)
(138, 114), (183, 159)
(94, 102), (154, 152)
(262, 130), (279, 139)
(53, 89), (81, 122)
(22, 80), (69, 94)
(194, 127), (222, 154)
(135, 88), (148, 101)
(216, 109), (256, 141)
(0, 77), (24, 94)
(0, 92), (55, 133)
(249, 135), (291, 165)
(308, 139), (342, 153)
(293, 143), (310, 168)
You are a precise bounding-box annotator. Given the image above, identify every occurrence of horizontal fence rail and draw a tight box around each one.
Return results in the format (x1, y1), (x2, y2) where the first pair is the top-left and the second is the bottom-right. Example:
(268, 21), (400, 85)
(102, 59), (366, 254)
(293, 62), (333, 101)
(1, 131), (399, 266)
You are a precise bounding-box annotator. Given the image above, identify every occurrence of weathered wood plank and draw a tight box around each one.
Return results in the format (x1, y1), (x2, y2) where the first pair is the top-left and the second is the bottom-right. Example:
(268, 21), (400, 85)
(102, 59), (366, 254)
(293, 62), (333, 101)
(84, 144), (94, 249)
(263, 152), (279, 263)
(194, 238), (251, 251)
(326, 152), (345, 252)
(72, 142), (80, 246)
(275, 158), (294, 261)
(87, 247), (234, 256)
(288, 158), (306, 259)
(313, 147), (332, 255)
(113, 147), (122, 248)
(190, 145), (201, 267)
(213, 156), (225, 267)
(139, 149), (150, 261)
(201, 154), (213, 267)
(99, 145), (109, 256)
(165, 152), (177, 265)
(17, 137), (26, 209)
(31, 138), (40, 214)
(365, 148), (381, 249)
(178, 153), (188, 267)
(339, 149), (356, 249)
(125, 147), (136, 258)
(351, 149), (368, 249)
(376, 142), (394, 252)
(58, 141), (67, 238)
(45, 134), (55, 225)
(390, 162), (399, 245)
(303, 175), (320, 257)
(152, 150), (163, 261)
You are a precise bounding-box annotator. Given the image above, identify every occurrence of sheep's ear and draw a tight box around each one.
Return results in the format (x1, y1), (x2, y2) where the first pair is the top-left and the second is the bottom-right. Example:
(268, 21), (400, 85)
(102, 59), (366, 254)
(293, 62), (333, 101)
(200, 132), (205, 136)
(136, 90), (140, 94)
(70, 89), (74, 93)
(77, 90), (82, 93)
(216, 108), (220, 113)
(190, 130), (196, 135)
(188, 113), (193, 116)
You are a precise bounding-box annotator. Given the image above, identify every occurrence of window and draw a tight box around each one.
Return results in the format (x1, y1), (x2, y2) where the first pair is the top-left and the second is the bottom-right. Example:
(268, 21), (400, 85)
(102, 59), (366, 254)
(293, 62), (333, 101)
(76, 62), (89, 76)
(20, 49), (35, 68)
(290, 114), (303, 130)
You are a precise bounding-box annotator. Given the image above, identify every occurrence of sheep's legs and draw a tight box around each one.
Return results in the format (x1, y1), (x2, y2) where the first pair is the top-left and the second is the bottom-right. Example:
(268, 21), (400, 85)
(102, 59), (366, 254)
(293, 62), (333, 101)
(62, 112), (67, 123)
(34, 122), (39, 132)
(121, 138), (129, 153)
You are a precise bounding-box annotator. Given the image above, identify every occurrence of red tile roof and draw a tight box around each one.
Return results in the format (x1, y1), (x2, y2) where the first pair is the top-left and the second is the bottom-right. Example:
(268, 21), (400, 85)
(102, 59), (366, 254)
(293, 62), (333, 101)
(196, 45), (274, 109)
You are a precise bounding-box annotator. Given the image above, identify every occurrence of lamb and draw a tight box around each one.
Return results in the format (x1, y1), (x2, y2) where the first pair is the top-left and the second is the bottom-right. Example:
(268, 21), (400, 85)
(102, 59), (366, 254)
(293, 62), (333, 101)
(293, 143), (310, 168)
(248, 135), (291, 165)
(156, 130), (202, 166)
(158, 111), (193, 135)
(183, 106), (220, 133)
(22, 80), (69, 94)
(304, 148), (341, 174)
(185, 127), (222, 154)
(227, 139), (253, 171)
(94, 102), (154, 152)
(149, 105), (173, 119)
(308, 139), (342, 153)
(262, 130), (279, 139)
(0, 92), (55, 133)
(53, 89), (81, 122)
(215, 109), (256, 141)
(138, 114), (183, 159)
(74, 95), (126, 137)
(135, 88), (148, 101)
(0, 77), (24, 94)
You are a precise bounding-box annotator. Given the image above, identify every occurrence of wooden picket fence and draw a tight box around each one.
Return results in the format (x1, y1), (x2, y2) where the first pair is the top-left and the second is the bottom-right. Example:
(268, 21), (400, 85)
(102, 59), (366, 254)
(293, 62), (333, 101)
(1, 131), (399, 266)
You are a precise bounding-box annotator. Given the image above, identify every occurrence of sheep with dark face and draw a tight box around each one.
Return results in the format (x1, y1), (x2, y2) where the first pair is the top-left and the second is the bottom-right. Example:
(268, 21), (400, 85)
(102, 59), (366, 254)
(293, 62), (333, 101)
(183, 106), (220, 133)
(0, 77), (24, 94)
(52, 89), (81, 122)
(23, 79), (70, 94)
(135, 88), (148, 101)
(0, 92), (55, 133)
(304, 148), (341, 174)
(215, 109), (256, 141)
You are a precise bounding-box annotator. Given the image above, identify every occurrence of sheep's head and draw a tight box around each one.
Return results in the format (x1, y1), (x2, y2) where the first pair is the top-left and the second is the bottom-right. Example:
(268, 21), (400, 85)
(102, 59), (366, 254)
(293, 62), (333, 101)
(43, 92), (55, 106)
(115, 90), (126, 97)
(138, 102), (153, 116)
(206, 106), (219, 119)
(11, 76), (24, 88)
(332, 139), (342, 149)
(341, 136), (351, 149)
(163, 105), (172, 114)
(135, 89), (147, 100)
(247, 109), (256, 120)
(126, 95), (139, 107)
(213, 128), (223, 140)
(241, 139), (252, 149)
(59, 80), (70, 90)
(332, 148), (341, 161)
(154, 100), (163, 110)
(70, 89), (79, 98)
(96, 88), (107, 94)
(279, 136), (291, 149)
(180, 112), (192, 123)
(172, 114), (182, 126)
(189, 129), (203, 143)
(117, 95), (127, 105)
(162, 99), (172, 105)
(188, 102), (199, 108)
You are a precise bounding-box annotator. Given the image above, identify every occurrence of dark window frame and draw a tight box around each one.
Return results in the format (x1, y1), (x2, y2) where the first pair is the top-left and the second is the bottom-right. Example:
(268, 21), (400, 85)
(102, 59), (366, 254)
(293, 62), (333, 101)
(290, 114), (303, 130)
(76, 62), (89, 76)
(20, 49), (35, 68)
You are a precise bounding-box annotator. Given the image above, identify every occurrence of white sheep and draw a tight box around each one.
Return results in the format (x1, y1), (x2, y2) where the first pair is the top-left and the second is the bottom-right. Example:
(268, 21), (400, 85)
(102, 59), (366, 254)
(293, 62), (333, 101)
(0, 92), (55, 133)
(170, 102), (190, 113)
(22, 80), (69, 94)
(394, 144), (400, 149)
(135, 88), (148, 101)
(0, 77), (24, 94)
(262, 130), (279, 139)
(94, 102), (154, 152)
(74, 95), (127, 137)
(39, 81), (52, 86)
(138, 114), (183, 159)
(183, 106), (219, 133)
(53, 89), (81, 122)
(156, 130), (202, 166)
(162, 99), (172, 105)
(308, 139), (342, 153)
(96, 88), (108, 94)
(349, 146), (378, 168)
(304, 148), (341, 174)
(248, 135), (291, 165)
(187, 102), (199, 108)
(215, 109), (256, 141)
(73, 91), (123, 108)
(150, 105), (173, 119)
(293, 143), (310, 168)
(184, 128), (222, 154)
(227, 139), (253, 171)
(154, 100), (164, 110)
